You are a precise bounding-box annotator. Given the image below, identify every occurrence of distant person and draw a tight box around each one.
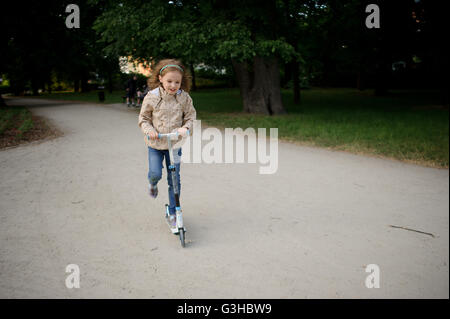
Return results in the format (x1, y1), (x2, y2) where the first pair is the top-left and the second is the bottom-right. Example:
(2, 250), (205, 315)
(137, 79), (151, 107)
(126, 75), (138, 107)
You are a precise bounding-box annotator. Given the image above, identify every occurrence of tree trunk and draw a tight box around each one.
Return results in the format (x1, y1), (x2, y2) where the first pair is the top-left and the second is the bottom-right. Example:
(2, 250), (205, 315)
(81, 73), (89, 93)
(282, 62), (291, 88)
(74, 79), (79, 93)
(232, 56), (286, 115)
(356, 71), (363, 91)
(190, 65), (197, 91)
(231, 59), (251, 112)
(374, 60), (389, 96)
(292, 61), (300, 105)
(107, 71), (113, 93)
(47, 74), (53, 94)
(31, 76), (39, 96)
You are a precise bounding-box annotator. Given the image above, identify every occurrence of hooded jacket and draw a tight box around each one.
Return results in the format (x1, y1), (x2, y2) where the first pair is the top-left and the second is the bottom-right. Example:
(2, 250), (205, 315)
(138, 85), (196, 150)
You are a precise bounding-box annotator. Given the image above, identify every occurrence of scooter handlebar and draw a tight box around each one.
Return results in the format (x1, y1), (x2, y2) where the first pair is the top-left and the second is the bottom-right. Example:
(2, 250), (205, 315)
(148, 129), (189, 140)
(158, 129), (190, 139)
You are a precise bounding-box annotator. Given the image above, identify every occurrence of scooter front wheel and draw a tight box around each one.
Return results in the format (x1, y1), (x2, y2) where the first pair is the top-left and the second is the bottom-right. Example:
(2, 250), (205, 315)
(179, 228), (185, 248)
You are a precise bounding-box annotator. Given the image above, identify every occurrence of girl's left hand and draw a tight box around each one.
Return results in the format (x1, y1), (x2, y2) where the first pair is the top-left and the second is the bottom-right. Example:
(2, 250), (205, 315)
(177, 127), (188, 137)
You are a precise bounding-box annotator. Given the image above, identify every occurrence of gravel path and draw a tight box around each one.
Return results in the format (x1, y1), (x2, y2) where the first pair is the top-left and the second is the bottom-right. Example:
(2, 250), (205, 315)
(0, 97), (448, 298)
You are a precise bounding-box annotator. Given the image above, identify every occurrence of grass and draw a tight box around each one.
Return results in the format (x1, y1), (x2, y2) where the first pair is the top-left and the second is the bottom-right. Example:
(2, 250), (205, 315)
(1, 105), (62, 148)
(194, 88), (449, 168)
(32, 87), (449, 168)
(0, 107), (33, 137)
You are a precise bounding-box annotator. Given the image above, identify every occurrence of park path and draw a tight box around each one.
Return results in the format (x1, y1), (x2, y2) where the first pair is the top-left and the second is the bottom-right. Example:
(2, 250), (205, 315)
(0, 97), (448, 298)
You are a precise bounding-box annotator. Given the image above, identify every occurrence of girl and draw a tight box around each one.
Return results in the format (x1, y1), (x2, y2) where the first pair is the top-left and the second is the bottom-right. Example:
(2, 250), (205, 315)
(138, 59), (197, 228)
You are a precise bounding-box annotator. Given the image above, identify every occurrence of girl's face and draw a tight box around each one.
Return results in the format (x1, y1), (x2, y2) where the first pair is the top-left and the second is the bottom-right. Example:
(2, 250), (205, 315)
(158, 70), (182, 95)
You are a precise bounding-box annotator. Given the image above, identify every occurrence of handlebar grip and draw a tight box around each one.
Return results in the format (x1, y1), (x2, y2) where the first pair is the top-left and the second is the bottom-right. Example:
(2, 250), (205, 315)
(149, 130), (188, 141)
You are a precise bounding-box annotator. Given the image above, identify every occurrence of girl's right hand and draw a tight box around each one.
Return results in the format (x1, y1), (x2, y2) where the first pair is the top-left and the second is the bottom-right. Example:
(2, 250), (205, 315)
(148, 131), (159, 140)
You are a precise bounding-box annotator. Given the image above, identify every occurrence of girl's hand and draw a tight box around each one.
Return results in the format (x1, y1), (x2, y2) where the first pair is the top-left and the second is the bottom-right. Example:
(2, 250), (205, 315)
(148, 131), (159, 140)
(177, 127), (188, 137)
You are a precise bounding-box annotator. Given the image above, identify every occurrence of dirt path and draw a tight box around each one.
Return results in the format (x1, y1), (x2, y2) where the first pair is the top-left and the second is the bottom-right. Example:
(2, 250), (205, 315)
(0, 97), (448, 298)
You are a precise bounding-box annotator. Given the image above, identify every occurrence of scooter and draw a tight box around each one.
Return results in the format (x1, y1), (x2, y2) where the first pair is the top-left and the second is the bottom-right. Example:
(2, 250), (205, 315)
(148, 130), (189, 247)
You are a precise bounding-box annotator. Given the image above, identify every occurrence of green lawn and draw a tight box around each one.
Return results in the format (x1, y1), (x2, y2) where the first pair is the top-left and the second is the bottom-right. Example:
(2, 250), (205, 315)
(35, 87), (449, 168)
(0, 105), (33, 139)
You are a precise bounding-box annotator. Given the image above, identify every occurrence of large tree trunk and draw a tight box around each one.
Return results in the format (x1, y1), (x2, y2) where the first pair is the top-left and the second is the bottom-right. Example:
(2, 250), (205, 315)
(232, 56), (286, 115)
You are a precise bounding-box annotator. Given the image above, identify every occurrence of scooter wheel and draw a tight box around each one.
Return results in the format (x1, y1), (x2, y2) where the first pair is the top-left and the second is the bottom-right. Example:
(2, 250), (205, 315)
(179, 228), (185, 248)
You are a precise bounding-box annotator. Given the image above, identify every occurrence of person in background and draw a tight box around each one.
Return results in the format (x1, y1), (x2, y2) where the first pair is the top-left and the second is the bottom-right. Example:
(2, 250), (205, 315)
(137, 79), (151, 107)
(126, 75), (138, 107)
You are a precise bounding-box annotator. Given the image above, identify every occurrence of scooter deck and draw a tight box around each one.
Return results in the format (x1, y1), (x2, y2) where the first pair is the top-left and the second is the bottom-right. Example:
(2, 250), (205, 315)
(165, 215), (186, 235)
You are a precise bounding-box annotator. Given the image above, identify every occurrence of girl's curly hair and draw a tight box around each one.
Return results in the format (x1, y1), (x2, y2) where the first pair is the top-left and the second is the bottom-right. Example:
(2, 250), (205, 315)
(148, 58), (192, 92)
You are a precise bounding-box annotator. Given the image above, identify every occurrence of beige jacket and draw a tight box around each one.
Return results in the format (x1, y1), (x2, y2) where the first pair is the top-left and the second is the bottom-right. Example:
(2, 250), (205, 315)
(138, 85), (197, 150)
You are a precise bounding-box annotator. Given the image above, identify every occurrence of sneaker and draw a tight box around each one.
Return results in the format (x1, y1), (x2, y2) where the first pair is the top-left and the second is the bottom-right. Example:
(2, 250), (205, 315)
(168, 214), (177, 228)
(148, 183), (158, 198)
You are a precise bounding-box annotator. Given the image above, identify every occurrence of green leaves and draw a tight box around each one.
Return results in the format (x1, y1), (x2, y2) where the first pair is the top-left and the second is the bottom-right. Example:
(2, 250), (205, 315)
(93, 0), (302, 65)
(254, 38), (297, 61)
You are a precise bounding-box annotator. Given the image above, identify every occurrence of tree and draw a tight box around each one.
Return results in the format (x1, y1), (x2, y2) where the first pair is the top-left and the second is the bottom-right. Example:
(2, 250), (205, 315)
(1, 0), (119, 95)
(212, 1), (296, 114)
(1, 0), (66, 95)
(93, 0), (300, 114)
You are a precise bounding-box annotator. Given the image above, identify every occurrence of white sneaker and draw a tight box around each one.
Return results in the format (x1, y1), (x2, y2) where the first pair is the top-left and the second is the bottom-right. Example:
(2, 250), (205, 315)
(168, 214), (177, 228)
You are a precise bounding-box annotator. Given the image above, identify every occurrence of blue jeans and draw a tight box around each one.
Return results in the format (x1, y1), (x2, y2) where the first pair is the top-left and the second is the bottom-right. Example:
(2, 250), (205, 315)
(148, 146), (182, 215)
